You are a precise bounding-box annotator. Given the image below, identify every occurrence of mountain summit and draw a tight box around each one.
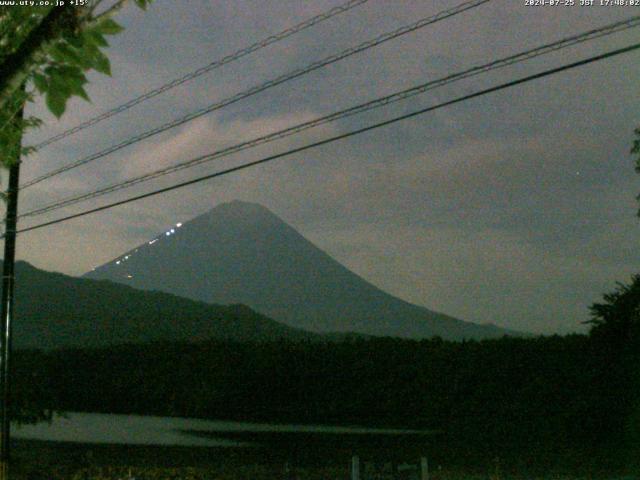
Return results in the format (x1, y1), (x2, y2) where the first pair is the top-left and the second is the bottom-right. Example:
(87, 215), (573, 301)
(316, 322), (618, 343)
(84, 201), (516, 340)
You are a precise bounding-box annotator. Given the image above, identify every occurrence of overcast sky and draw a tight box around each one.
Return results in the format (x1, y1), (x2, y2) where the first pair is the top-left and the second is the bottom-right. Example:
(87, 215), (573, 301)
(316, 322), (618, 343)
(12, 0), (640, 334)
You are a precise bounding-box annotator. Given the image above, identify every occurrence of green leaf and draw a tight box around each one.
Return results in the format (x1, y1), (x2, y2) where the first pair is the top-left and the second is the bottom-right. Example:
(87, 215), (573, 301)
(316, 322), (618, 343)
(49, 43), (82, 65)
(85, 29), (109, 48)
(32, 73), (48, 94)
(67, 75), (90, 101)
(73, 41), (101, 70)
(76, 49), (97, 70)
(134, 0), (152, 10)
(76, 86), (90, 102)
(23, 116), (43, 129)
(44, 65), (90, 105)
(92, 50), (111, 76)
(63, 31), (85, 49)
(66, 75), (89, 100)
(48, 69), (72, 97)
(54, 65), (86, 82)
(46, 90), (67, 118)
(21, 146), (37, 156)
(96, 18), (124, 36)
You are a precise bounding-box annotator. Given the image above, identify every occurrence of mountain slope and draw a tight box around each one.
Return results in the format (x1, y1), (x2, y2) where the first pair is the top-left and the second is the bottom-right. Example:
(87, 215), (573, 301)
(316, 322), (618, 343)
(84, 201), (518, 340)
(9, 260), (318, 349)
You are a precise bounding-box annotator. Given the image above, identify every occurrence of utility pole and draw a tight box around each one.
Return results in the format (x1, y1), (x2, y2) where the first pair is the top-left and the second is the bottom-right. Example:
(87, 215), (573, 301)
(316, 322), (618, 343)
(0, 13), (87, 477)
(0, 108), (22, 480)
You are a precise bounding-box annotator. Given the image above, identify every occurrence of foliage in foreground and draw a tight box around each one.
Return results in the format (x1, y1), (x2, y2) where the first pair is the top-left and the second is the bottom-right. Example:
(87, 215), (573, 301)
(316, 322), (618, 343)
(0, 0), (153, 168)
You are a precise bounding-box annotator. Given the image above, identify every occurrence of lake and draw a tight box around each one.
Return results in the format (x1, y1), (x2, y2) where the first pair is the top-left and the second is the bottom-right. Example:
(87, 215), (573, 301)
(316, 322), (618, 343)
(12, 412), (433, 448)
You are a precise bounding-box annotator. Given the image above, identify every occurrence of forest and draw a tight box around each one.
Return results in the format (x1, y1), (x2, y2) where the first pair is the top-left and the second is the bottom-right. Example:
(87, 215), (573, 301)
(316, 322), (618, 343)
(11, 276), (640, 475)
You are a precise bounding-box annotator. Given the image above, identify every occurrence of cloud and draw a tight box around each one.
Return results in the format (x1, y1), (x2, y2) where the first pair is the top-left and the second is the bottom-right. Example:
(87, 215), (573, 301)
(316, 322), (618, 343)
(12, 0), (640, 334)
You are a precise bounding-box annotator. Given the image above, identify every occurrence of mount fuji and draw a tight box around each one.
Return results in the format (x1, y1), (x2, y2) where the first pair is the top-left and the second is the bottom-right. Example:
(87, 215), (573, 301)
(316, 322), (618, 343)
(84, 201), (518, 340)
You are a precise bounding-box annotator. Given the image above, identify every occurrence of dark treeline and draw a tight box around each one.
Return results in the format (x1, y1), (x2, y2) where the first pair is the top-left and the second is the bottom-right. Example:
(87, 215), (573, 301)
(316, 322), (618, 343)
(10, 275), (640, 474)
(13, 330), (639, 474)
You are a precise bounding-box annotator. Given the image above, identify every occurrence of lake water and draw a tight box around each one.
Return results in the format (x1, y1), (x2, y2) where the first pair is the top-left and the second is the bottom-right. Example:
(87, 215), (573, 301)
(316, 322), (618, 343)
(12, 412), (430, 447)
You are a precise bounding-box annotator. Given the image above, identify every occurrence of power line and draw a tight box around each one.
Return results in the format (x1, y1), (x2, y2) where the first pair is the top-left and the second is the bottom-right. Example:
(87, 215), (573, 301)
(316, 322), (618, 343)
(19, 15), (640, 220)
(30, 0), (371, 150)
(20, 0), (492, 189)
(14, 41), (640, 236)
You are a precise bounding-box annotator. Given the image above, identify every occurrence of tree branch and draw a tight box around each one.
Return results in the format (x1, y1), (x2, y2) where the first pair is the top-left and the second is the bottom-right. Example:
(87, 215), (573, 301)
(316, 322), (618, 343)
(93, 0), (129, 20)
(0, 6), (77, 112)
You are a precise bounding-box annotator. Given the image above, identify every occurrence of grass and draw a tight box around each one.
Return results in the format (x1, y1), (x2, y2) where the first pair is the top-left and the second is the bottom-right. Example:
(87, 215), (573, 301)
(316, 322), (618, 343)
(8, 439), (638, 480)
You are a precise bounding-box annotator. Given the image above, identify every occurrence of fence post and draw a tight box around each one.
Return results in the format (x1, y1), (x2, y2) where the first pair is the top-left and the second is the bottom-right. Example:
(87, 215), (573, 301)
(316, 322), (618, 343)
(351, 455), (360, 480)
(420, 457), (429, 480)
